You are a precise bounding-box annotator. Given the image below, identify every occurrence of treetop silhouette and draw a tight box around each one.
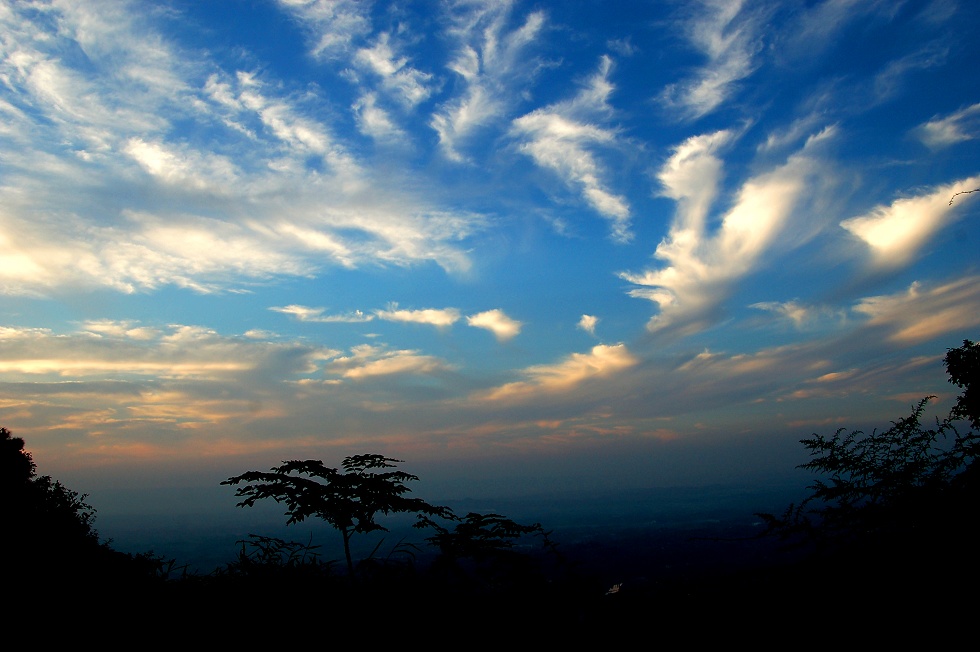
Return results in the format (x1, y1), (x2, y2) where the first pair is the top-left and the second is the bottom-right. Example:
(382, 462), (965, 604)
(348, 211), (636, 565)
(222, 454), (452, 575)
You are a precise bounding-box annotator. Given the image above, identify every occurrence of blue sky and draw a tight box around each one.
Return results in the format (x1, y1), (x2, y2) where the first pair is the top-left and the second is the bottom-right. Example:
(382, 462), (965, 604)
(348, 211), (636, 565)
(1, 0), (979, 508)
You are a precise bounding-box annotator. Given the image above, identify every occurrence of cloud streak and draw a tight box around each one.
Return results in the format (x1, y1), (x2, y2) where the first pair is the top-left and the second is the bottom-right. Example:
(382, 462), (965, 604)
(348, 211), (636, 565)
(913, 103), (980, 149)
(853, 277), (980, 344)
(511, 56), (631, 241)
(660, 0), (764, 120)
(376, 305), (462, 328)
(476, 343), (638, 402)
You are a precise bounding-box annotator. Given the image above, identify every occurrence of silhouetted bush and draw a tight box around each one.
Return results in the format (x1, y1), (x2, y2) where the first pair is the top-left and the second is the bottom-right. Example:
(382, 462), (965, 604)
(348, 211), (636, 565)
(1, 427), (167, 597)
(753, 339), (979, 606)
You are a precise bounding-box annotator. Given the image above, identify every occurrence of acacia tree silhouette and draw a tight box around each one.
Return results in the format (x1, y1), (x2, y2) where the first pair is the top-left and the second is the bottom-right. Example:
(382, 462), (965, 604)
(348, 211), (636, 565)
(223, 454), (451, 576)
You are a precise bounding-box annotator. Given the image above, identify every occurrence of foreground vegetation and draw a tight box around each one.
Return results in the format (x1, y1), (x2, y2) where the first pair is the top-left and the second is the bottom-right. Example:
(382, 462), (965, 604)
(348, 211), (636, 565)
(4, 340), (977, 635)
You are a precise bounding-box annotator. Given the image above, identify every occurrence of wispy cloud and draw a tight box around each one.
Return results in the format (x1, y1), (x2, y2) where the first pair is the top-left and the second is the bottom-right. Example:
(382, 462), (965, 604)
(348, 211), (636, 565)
(326, 344), (454, 379)
(270, 305), (374, 323)
(476, 343), (637, 402)
(0, 0), (189, 153)
(751, 301), (814, 329)
(375, 305), (462, 328)
(276, 0), (373, 59)
(852, 277), (980, 344)
(204, 70), (360, 176)
(123, 137), (240, 191)
(912, 102), (980, 149)
(873, 43), (948, 103)
(2, 0), (979, 495)
(655, 129), (733, 236)
(511, 56), (631, 241)
(352, 92), (406, 141)
(0, 1), (493, 296)
(353, 32), (435, 108)
(431, 2), (547, 161)
(840, 175), (980, 270)
(777, 0), (898, 61)
(751, 301), (844, 330)
(0, 322), (325, 381)
(79, 319), (161, 340)
(660, 0), (764, 120)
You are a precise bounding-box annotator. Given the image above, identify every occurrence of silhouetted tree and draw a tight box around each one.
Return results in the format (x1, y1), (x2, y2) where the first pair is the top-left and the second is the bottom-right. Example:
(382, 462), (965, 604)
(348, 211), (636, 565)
(945, 338), (979, 429)
(222, 454), (451, 575)
(1, 427), (164, 592)
(756, 339), (979, 565)
(2, 428), (100, 563)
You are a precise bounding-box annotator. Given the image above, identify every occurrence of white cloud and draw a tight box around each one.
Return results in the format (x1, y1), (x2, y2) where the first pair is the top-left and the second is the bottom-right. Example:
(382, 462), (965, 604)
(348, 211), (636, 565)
(622, 131), (827, 336)
(511, 56), (631, 241)
(270, 305), (374, 323)
(430, 4), (546, 160)
(840, 175), (980, 270)
(0, 322), (322, 380)
(0, 0), (185, 153)
(656, 129), (732, 236)
(578, 315), (598, 335)
(244, 329), (278, 339)
(228, 72), (360, 176)
(352, 92), (405, 141)
(123, 138), (239, 191)
(467, 309), (522, 341)
(354, 33), (434, 107)
(80, 319), (160, 340)
(0, 4), (494, 296)
(913, 102), (980, 149)
(276, 0), (372, 59)
(375, 305), (461, 328)
(477, 343), (638, 402)
(660, 0), (764, 120)
(326, 344), (453, 379)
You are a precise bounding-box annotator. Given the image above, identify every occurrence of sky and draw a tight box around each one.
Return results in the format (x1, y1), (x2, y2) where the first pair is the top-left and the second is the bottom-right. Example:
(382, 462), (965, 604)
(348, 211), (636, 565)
(1, 0), (979, 516)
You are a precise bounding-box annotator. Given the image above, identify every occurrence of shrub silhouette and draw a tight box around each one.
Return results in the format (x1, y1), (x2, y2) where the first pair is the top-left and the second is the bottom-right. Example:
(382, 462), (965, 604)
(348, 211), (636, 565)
(0, 427), (165, 593)
(1, 427), (98, 544)
(946, 337), (980, 429)
(416, 510), (559, 592)
(755, 339), (979, 597)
